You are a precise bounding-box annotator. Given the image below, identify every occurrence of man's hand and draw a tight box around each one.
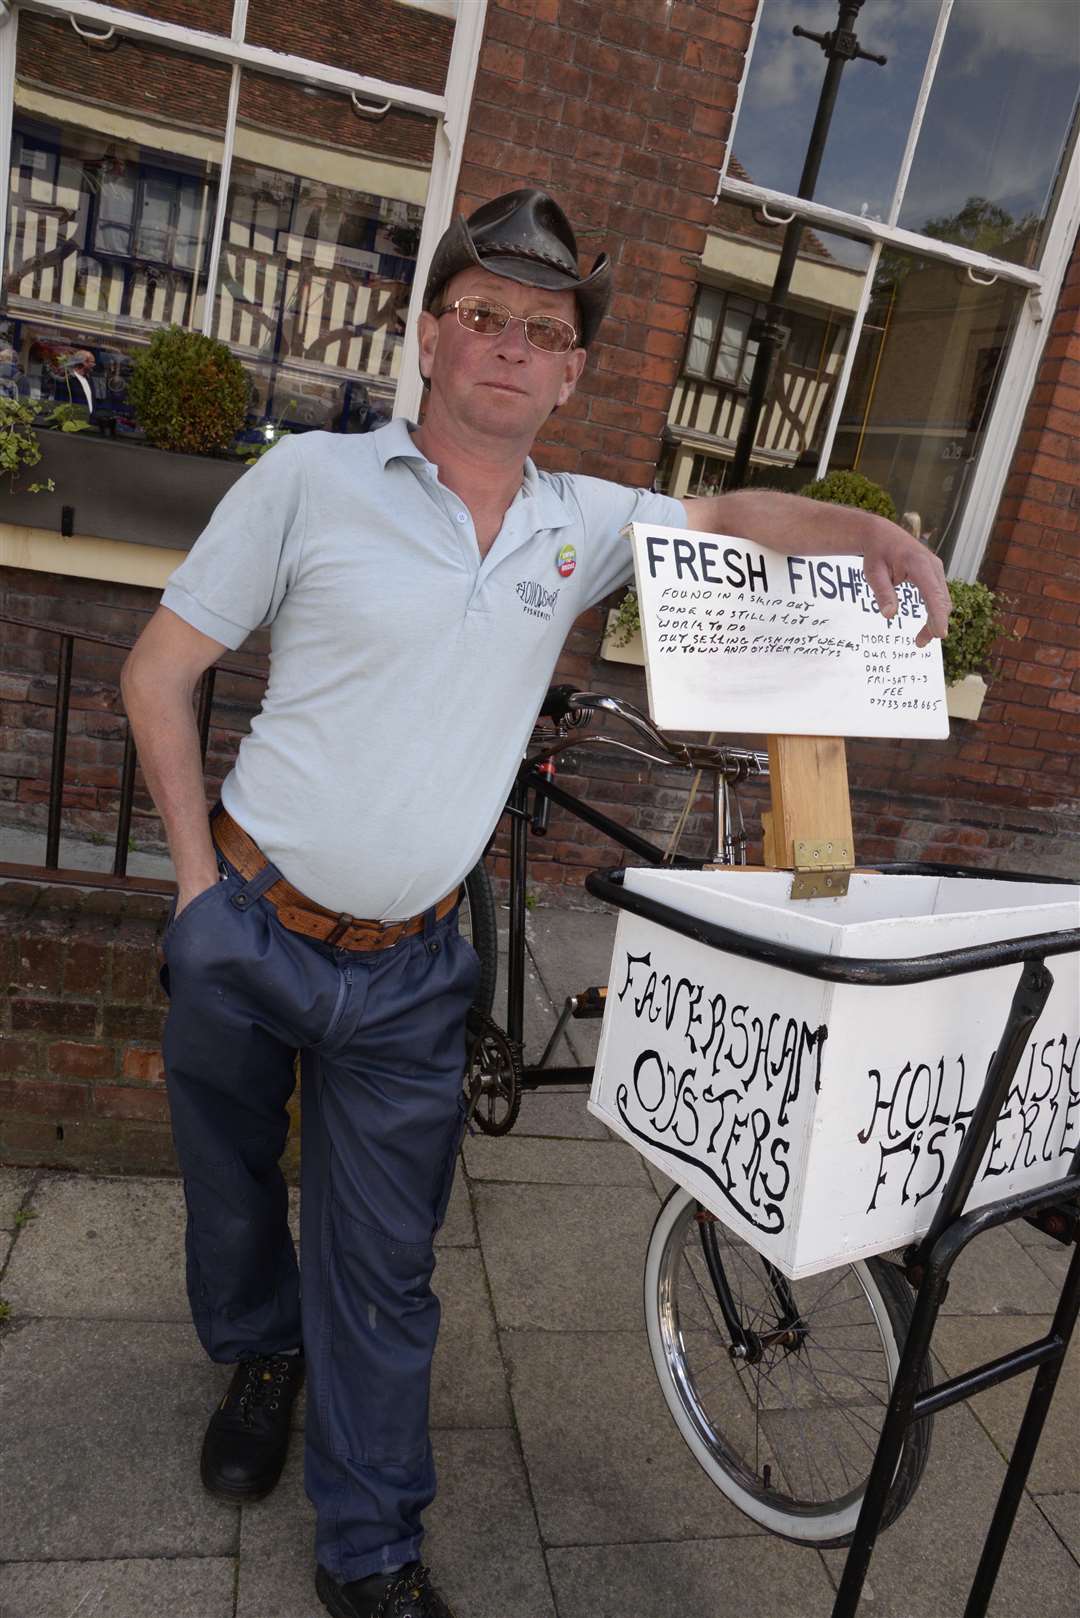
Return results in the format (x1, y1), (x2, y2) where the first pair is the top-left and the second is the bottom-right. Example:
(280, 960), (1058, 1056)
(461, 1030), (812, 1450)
(684, 490), (951, 647)
(174, 870), (221, 921)
(858, 520), (951, 647)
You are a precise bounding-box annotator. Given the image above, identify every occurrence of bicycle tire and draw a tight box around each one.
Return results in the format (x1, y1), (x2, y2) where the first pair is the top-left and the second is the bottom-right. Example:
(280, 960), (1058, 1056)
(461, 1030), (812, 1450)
(460, 859), (498, 1017)
(645, 1186), (931, 1547)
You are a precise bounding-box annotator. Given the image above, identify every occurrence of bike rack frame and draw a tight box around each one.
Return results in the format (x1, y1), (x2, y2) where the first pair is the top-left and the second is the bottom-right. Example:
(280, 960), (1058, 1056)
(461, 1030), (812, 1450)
(584, 863), (1080, 1618)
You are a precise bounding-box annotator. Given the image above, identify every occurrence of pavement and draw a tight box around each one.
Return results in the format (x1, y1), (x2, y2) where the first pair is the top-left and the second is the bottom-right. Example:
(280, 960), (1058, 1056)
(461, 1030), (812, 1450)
(1, 903), (1078, 1618)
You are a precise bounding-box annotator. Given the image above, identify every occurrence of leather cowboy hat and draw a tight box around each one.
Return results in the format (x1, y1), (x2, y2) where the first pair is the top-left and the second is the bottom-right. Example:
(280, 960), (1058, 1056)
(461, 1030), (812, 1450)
(422, 188), (612, 349)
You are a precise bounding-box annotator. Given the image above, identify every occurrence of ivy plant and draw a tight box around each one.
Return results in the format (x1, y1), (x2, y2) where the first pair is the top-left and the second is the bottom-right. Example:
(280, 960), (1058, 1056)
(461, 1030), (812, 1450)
(941, 580), (1016, 686)
(609, 585), (641, 647)
(0, 397), (53, 493)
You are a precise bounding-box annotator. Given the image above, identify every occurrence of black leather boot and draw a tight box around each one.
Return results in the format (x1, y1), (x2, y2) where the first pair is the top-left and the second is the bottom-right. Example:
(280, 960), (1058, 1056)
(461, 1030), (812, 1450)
(200, 1351), (304, 1502)
(315, 1561), (455, 1618)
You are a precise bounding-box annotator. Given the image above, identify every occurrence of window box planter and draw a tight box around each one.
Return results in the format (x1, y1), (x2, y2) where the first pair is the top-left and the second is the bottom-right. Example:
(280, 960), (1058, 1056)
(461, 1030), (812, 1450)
(600, 606), (646, 666)
(0, 428), (248, 552)
(945, 673), (988, 722)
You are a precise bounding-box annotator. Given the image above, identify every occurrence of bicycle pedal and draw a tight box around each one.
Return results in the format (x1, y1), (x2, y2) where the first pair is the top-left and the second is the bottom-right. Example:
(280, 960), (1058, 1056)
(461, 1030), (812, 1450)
(569, 985), (607, 1019)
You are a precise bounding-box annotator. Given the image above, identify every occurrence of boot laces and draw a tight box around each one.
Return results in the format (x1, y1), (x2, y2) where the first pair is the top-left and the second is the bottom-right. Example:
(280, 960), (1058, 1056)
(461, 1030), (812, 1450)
(235, 1354), (292, 1425)
(377, 1563), (447, 1618)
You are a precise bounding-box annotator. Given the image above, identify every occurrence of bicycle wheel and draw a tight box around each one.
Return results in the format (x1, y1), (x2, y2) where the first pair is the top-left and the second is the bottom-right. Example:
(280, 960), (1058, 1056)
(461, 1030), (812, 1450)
(459, 859), (498, 1017)
(645, 1186), (931, 1547)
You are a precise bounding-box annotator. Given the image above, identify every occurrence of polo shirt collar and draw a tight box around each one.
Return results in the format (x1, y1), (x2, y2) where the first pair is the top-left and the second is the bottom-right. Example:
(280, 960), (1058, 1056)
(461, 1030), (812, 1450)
(372, 418), (574, 532)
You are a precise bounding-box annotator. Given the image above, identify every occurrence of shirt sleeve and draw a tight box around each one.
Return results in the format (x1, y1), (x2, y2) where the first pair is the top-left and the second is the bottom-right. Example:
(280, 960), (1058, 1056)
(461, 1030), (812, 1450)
(160, 434), (308, 649)
(553, 476), (686, 610)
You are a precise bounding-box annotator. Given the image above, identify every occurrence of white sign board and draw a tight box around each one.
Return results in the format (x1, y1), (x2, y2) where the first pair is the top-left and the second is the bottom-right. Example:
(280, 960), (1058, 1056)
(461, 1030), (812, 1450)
(590, 869), (1080, 1278)
(627, 523), (948, 739)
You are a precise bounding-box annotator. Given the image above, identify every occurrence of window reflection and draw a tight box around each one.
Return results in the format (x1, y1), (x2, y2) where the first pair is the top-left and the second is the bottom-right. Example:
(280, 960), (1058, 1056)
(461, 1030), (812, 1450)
(732, 0), (938, 221)
(660, 199), (867, 497)
(898, 0), (1080, 266)
(831, 252), (1024, 564)
(245, 0), (454, 92)
(210, 72), (432, 435)
(1, 15), (228, 421)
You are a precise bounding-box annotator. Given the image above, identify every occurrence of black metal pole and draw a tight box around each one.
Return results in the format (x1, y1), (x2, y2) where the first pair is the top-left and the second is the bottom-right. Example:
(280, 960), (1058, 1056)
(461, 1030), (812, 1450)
(506, 779), (529, 1046)
(45, 635), (74, 869)
(727, 1), (885, 489)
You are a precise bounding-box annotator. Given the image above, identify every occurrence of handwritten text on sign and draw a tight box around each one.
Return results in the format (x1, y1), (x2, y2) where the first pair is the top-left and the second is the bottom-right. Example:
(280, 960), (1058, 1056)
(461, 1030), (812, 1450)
(626, 524), (948, 739)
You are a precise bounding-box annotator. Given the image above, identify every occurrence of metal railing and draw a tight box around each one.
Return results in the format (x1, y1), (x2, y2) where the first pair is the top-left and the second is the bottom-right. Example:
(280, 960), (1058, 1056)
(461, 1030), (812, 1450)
(0, 611), (265, 890)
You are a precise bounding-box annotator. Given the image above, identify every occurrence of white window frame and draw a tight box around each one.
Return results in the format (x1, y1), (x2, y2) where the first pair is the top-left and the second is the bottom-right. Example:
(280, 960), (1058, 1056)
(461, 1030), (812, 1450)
(715, 0), (1080, 580)
(0, 0), (487, 423)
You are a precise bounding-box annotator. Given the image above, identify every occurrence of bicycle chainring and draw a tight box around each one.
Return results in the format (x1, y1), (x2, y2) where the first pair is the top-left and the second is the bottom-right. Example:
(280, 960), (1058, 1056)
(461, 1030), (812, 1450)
(465, 1010), (523, 1136)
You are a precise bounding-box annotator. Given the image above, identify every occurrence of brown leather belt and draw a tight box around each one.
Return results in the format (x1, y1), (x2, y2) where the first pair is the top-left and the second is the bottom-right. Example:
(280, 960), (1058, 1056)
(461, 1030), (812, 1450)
(212, 807), (460, 952)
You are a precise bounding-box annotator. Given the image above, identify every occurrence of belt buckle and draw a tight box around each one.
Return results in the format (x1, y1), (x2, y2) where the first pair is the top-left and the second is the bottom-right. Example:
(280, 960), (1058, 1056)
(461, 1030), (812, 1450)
(325, 913), (354, 947)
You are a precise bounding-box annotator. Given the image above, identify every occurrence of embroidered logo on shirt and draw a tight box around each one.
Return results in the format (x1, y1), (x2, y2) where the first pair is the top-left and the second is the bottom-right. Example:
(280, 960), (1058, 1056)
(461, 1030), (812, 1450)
(516, 578), (561, 621)
(556, 543), (577, 578)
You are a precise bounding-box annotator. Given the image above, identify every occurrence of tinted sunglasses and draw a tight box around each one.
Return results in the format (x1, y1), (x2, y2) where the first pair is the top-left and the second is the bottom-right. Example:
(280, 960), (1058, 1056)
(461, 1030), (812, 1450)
(436, 295), (579, 354)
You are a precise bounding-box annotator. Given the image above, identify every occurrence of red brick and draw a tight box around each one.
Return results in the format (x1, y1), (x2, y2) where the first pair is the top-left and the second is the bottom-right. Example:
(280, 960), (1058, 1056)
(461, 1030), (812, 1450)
(91, 1085), (171, 1124)
(63, 940), (110, 997)
(0, 1077), (88, 1117)
(0, 1036), (38, 1074)
(48, 1040), (115, 1080)
(12, 999), (97, 1036)
(121, 1043), (165, 1084)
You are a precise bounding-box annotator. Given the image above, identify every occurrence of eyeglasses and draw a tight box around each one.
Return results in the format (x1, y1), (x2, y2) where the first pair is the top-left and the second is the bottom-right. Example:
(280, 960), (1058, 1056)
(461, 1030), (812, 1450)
(436, 295), (579, 354)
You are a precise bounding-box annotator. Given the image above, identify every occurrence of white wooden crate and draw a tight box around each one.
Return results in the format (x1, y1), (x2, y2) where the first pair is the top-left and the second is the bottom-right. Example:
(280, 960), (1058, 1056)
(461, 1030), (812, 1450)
(589, 869), (1080, 1278)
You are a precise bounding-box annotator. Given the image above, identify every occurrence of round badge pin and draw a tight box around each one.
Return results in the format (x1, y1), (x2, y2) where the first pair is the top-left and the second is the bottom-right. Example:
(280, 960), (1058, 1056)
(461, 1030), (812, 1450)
(556, 543), (577, 578)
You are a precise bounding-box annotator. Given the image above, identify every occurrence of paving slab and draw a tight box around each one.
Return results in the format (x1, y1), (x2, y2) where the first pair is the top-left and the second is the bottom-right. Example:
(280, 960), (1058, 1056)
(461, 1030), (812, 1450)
(502, 1328), (761, 1545)
(462, 1135), (650, 1186)
(1035, 1492), (1080, 1561)
(932, 1315), (1079, 1494)
(473, 1181), (660, 1331)
(821, 1405), (1080, 1617)
(435, 1159), (477, 1248)
(0, 1166), (36, 1230)
(508, 1087), (609, 1138)
(1025, 1238), (1075, 1291)
(524, 907), (617, 1067)
(236, 1431), (554, 1618)
(430, 1245), (511, 1430)
(938, 1224), (1063, 1316)
(1, 1173), (191, 1320)
(0, 1318), (236, 1560)
(547, 1536), (835, 1618)
(0, 1557), (235, 1618)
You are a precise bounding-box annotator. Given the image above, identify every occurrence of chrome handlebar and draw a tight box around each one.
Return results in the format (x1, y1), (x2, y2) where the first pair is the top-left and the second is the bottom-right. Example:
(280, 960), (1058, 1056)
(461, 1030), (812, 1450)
(531, 689), (769, 780)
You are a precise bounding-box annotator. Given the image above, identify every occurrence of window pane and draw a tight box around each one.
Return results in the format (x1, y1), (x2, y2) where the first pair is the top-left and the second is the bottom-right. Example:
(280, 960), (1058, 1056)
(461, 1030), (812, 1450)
(830, 251), (1025, 564)
(106, 1), (235, 31)
(686, 287), (722, 375)
(898, 0), (1080, 266)
(2, 14), (228, 422)
(664, 199), (869, 497)
(245, 1), (455, 91)
(732, 0), (940, 221)
(209, 70), (434, 435)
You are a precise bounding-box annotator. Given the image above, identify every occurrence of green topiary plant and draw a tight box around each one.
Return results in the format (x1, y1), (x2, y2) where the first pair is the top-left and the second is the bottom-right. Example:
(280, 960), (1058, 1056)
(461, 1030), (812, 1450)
(128, 325), (249, 455)
(798, 468), (898, 522)
(941, 580), (1016, 687)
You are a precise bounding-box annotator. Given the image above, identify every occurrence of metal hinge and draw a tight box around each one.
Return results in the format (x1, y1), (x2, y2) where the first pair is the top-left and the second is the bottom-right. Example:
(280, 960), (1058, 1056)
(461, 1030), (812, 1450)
(790, 838), (853, 900)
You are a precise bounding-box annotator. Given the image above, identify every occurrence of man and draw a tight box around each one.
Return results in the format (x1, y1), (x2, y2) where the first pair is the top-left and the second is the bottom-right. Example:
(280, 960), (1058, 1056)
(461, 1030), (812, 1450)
(121, 189), (949, 1618)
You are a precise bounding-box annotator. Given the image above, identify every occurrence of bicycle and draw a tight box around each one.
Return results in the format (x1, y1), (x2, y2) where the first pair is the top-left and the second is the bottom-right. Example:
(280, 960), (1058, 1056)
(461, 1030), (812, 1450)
(456, 683), (934, 1549)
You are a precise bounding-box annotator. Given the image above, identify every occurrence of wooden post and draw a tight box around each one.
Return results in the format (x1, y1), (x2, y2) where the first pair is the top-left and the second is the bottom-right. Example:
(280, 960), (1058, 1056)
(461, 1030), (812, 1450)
(766, 735), (854, 895)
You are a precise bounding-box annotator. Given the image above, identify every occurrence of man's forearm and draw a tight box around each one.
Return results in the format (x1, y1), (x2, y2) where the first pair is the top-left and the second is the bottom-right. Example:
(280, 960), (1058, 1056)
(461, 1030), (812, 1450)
(686, 489), (885, 556)
(683, 488), (951, 644)
(120, 669), (218, 898)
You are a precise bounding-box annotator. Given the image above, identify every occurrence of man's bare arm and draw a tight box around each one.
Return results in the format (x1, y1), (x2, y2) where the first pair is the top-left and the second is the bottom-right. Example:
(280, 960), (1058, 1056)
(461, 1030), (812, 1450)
(120, 606), (228, 914)
(683, 490), (950, 648)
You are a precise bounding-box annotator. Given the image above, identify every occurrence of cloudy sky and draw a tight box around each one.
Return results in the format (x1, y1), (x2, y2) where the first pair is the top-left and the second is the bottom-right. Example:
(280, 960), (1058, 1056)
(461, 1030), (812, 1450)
(733, 0), (1078, 252)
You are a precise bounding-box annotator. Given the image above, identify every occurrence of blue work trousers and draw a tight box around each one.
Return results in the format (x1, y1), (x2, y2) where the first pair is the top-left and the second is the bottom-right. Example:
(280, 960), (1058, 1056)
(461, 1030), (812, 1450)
(161, 847), (477, 1581)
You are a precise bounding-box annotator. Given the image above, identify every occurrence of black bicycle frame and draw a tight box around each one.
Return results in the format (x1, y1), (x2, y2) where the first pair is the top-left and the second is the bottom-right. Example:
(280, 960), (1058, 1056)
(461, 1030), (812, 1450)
(502, 761), (690, 1089)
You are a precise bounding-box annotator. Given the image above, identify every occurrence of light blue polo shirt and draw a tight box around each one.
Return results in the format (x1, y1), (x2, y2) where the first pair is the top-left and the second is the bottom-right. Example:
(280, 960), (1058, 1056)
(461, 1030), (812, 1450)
(162, 420), (684, 919)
